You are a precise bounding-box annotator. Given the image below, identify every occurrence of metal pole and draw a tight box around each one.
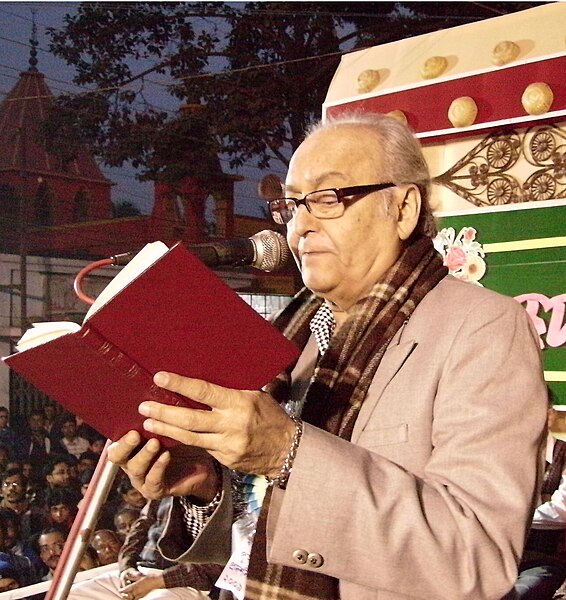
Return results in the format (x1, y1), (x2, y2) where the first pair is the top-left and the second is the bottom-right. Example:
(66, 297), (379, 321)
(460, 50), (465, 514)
(45, 440), (119, 600)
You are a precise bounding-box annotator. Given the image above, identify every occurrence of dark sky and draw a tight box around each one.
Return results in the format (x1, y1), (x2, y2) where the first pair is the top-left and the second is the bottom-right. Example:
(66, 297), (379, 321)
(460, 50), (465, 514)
(0, 1), (269, 218)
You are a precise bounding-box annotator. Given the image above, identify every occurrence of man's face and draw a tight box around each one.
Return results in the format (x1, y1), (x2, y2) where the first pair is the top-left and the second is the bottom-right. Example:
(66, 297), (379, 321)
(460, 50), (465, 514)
(122, 488), (146, 510)
(61, 420), (77, 439)
(39, 531), (66, 571)
(47, 462), (72, 487)
(0, 411), (8, 429)
(78, 457), (96, 474)
(28, 414), (44, 432)
(1, 474), (26, 503)
(114, 511), (137, 540)
(91, 531), (122, 565)
(2, 520), (18, 550)
(49, 503), (72, 525)
(285, 125), (406, 311)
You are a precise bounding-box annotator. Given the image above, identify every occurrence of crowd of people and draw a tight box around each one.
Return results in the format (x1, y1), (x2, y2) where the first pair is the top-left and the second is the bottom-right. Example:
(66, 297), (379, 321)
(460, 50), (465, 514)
(0, 404), (144, 596)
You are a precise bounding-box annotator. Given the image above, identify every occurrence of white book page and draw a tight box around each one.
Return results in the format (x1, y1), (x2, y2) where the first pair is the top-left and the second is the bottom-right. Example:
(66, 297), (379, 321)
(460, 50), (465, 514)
(13, 241), (169, 352)
(15, 321), (82, 352)
(84, 241), (168, 321)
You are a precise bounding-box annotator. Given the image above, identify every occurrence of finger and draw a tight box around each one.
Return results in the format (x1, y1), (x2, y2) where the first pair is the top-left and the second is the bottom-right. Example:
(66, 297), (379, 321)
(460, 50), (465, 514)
(138, 401), (221, 433)
(142, 418), (217, 450)
(154, 371), (235, 409)
(107, 431), (142, 465)
(125, 437), (162, 483)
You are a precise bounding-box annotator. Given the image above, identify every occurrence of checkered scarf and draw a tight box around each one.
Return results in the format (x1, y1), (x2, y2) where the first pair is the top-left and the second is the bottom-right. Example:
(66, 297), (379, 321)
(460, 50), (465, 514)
(241, 235), (447, 600)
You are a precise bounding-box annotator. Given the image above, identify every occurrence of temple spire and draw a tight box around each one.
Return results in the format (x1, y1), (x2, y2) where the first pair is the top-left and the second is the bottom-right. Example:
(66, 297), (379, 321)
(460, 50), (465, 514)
(28, 8), (38, 72)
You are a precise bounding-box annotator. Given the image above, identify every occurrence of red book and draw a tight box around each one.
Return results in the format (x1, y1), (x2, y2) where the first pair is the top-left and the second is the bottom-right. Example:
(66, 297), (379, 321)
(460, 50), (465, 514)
(3, 242), (299, 447)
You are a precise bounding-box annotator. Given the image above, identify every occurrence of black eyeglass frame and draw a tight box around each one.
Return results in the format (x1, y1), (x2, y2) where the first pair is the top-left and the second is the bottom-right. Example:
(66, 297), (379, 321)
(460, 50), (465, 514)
(268, 182), (397, 224)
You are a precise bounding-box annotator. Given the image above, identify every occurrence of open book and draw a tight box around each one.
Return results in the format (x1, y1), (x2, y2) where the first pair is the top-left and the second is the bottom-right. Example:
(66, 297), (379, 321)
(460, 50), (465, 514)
(4, 242), (299, 447)
(16, 241), (170, 352)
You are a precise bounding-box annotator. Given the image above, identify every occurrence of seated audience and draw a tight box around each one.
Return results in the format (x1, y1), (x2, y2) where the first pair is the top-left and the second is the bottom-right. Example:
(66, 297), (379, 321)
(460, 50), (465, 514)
(67, 497), (222, 599)
(515, 417), (566, 599)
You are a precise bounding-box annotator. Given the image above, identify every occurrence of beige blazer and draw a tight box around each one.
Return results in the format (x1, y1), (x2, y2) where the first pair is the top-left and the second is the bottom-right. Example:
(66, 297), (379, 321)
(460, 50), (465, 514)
(267, 276), (547, 600)
(159, 276), (547, 600)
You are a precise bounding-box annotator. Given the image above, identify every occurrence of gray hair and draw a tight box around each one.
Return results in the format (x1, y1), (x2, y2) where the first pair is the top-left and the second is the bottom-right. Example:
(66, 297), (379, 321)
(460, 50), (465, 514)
(306, 113), (437, 238)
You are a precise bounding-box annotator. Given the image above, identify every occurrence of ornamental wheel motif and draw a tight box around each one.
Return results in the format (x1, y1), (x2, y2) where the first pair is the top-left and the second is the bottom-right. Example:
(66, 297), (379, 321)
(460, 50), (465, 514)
(433, 125), (566, 206)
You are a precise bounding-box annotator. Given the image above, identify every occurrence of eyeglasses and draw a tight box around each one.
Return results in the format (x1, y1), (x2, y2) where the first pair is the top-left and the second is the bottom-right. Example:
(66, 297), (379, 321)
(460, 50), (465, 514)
(1, 481), (23, 489)
(268, 182), (397, 225)
(39, 542), (65, 554)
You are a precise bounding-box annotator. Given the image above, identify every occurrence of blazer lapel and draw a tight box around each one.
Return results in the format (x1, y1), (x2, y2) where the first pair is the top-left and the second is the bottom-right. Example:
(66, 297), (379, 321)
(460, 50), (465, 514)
(352, 332), (417, 442)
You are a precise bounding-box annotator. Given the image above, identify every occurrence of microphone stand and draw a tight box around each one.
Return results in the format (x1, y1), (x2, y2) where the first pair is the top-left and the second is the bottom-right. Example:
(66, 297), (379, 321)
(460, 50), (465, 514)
(45, 440), (119, 599)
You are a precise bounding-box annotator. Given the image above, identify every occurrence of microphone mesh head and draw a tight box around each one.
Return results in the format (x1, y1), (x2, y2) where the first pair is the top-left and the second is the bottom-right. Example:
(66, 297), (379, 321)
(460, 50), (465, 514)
(250, 230), (291, 272)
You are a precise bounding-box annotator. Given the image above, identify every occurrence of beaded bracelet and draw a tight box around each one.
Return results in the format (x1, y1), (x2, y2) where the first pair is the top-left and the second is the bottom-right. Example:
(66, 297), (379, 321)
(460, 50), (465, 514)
(266, 415), (304, 490)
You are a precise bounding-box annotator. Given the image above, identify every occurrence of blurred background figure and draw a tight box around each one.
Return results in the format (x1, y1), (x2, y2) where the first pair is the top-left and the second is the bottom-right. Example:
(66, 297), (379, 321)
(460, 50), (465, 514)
(91, 529), (123, 566)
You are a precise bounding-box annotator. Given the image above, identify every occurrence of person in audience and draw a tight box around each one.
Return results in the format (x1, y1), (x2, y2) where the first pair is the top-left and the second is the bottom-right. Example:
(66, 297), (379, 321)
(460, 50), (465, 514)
(42, 402), (57, 436)
(117, 479), (146, 511)
(89, 435), (107, 455)
(91, 529), (123, 566)
(67, 497), (222, 599)
(58, 414), (90, 459)
(514, 402), (566, 599)
(79, 545), (100, 572)
(78, 451), (99, 476)
(16, 411), (52, 468)
(43, 454), (78, 493)
(114, 507), (140, 542)
(0, 468), (42, 538)
(0, 407), (18, 457)
(43, 488), (80, 534)
(35, 528), (67, 581)
(0, 558), (21, 592)
(0, 507), (43, 577)
(0, 509), (39, 585)
(0, 445), (10, 473)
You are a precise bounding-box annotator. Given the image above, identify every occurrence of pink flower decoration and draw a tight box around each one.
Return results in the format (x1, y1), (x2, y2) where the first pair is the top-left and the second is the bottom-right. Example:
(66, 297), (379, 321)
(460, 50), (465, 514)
(463, 227), (477, 241)
(444, 246), (467, 271)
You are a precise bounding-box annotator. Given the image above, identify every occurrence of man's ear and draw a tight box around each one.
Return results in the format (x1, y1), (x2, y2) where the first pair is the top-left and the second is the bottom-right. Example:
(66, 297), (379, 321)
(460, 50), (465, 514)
(396, 185), (421, 241)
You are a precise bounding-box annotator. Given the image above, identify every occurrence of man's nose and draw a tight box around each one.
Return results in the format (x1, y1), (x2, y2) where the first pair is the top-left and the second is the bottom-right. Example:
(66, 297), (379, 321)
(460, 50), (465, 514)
(290, 203), (317, 237)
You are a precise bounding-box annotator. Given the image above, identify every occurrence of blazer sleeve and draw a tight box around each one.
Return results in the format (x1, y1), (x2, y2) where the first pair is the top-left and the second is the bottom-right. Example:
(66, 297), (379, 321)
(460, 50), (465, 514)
(266, 291), (548, 600)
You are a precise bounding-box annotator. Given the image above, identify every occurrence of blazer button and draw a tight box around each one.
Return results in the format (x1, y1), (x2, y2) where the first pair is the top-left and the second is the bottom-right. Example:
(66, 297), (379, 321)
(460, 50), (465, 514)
(307, 552), (324, 568)
(292, 549), (308, 564)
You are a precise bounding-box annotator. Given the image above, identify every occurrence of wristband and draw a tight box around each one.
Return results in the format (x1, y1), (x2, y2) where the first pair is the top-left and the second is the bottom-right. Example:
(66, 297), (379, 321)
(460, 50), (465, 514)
(266, 415), (303, 489)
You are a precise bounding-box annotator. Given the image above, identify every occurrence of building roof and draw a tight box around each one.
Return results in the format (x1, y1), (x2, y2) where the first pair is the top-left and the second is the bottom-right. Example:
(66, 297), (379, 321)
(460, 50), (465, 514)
(0, 68), (110, 185)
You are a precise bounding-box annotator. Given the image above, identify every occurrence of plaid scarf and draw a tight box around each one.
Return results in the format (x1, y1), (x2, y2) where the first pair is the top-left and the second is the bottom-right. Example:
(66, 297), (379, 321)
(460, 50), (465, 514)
(242, 235), (447, 600)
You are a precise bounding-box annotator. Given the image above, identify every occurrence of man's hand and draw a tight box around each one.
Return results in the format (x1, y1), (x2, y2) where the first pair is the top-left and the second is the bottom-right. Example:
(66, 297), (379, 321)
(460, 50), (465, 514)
(119, 568), (143, 588)
(108, 432), (219, 502)
(138, 371), (296, 478)
(119, 573), (164, 600)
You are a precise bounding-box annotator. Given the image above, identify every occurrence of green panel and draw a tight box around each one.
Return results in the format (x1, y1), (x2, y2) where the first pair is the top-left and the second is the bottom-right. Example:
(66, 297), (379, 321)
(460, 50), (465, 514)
(440, 204), (566, 244)
(438, 203), (566, 405)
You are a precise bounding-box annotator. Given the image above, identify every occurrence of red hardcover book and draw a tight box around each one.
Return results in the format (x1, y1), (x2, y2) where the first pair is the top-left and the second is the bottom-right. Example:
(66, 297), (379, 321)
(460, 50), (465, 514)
(3, 242), (299, 447)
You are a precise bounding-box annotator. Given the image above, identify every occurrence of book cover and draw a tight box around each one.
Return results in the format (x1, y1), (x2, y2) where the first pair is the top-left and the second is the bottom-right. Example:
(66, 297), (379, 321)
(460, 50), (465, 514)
(4, 243), (299, 447)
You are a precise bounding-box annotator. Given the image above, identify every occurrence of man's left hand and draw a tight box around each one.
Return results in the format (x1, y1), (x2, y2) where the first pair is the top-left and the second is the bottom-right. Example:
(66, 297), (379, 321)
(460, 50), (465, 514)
(119, 573), (164, 600)
(139, 371), (296, 477)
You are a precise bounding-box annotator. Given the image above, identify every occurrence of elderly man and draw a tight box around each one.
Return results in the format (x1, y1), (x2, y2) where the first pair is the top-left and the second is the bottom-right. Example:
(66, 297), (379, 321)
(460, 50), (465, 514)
(109, 113), (547, 600)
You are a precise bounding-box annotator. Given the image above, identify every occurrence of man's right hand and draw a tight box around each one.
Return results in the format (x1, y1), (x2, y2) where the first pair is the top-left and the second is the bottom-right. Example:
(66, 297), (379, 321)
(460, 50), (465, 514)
(107, 431), (220, 502)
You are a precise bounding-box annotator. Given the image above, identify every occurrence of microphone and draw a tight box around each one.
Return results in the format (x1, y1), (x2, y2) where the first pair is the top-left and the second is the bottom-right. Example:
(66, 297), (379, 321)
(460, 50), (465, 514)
(112, 230), (290, 272)
(188, 230), (290, 272)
